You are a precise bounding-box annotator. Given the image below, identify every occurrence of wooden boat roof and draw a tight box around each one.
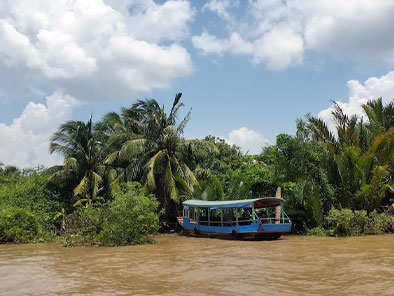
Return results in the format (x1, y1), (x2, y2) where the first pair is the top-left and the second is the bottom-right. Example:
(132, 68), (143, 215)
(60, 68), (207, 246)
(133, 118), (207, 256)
(183, 197), (283, 209)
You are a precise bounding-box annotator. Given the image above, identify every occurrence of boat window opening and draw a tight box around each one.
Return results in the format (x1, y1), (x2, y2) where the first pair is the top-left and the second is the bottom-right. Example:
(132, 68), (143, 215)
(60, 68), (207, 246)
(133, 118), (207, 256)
(223, 208), (235, 226)
(254, 206), (291, 224)
(208, 209), (223, 226)
(197, 208), (223, 226)
(183, 208), (188, 218)
(186, 203), (291, 227)
(189, 207), (198, 224)
(238, 208), (253, 226)
(198, 208), (209, 226)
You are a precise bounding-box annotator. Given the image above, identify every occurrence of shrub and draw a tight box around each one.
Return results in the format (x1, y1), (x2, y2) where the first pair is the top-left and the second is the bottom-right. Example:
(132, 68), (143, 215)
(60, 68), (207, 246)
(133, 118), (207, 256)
(365, 210), (391, 234)
(0, 207), (40, 243)
(0, 173), (61, 235)
(63, 182), (159, 246)
(63, 204), (104, 246)
(98, 182), (159, 246)
(306, 226), (327, 236)
(325, 208), (389, 236)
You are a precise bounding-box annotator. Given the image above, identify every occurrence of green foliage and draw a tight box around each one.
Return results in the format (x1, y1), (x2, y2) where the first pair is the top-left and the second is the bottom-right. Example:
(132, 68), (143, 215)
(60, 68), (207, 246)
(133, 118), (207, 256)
(306, 226), (327, 236)
(365, 210), (391, 234)
(308, 99), (394, 213)
(64, 204), (105, 246)
(104, 93), (197, 221)
(326, 208), (365, 236)
(49, 117), (112, 207)
(64, 182), (159, 246)
(2, 95), (392, 245)
(99, 183), (159, 246)
(324, 208), (389, 236)
(180, 170), (224, 202)
(187, 136), (243, 192)
(0, 172), (61, 238)
(0, 207), (40, 243)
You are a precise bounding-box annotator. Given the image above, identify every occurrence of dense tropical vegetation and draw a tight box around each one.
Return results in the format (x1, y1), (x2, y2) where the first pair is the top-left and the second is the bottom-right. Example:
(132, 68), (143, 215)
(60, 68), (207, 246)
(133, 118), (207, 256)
(1, 94), (393, 245)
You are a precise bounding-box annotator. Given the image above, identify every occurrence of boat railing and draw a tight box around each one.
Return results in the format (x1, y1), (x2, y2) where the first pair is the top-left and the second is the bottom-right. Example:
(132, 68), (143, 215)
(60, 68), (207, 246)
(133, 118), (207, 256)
(195, 219), (254, 226)
(188, 217), (291, 226)
(259, 217), (291, 224)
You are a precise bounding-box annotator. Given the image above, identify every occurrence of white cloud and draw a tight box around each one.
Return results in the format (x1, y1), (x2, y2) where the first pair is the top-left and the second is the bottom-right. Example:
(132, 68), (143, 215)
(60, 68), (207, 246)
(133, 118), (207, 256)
(225, 127), (268, 155)
(125, 0), (195, 43)
(192, 26), (302, 70)
(194, 0), (394, 70)
(318, 71), (394, 129)
(0, 0), (195, 168)
(202, 0), (237, 21)
(0, 0), (194, 102)
(0, 92), (80, 168)
(252, 25), (304, 70)
(192, 32), (253, 56)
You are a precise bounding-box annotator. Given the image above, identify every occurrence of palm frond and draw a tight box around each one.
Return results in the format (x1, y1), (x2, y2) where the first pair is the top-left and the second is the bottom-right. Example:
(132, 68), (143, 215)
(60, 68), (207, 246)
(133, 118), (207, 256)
(164, 158), (179, 203)
(119, 138), (146, 160)
(73, 175), (89, 197)
(145, 150), (165, 191)
(331, 100), (349, 128)
(176, 109), (191, 135)
(64, 157), (77, 172)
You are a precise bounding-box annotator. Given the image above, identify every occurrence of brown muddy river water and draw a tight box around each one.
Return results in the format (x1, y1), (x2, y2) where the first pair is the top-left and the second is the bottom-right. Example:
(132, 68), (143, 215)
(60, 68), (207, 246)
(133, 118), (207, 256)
(1, 234), (394, 295)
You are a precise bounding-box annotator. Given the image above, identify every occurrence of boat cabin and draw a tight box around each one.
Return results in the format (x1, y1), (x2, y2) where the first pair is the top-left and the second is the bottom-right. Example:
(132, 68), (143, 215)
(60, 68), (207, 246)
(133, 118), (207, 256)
(179, 188), (292, 240)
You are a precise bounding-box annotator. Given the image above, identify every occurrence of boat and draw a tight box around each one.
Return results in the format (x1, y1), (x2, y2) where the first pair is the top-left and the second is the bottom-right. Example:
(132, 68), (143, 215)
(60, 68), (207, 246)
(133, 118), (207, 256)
(178, 187), (291, 240)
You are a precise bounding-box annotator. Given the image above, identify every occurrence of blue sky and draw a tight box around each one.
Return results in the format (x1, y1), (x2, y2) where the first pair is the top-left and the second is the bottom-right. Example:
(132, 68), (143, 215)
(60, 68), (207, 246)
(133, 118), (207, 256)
(1, 0), (394, 167)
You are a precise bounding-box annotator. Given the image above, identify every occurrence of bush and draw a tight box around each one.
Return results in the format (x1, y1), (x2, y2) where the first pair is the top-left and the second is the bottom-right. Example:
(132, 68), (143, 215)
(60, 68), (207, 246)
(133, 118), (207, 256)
(63, 204), (105, 246)
(325, 208), (389, 236)
(306, 226), (327, 236)
(0, 173), (61, 236)
(63, 182), (159, 246)
(98, 183), (159, 246)
(365, 210), (391, 234)
(0, 207), (40, 243)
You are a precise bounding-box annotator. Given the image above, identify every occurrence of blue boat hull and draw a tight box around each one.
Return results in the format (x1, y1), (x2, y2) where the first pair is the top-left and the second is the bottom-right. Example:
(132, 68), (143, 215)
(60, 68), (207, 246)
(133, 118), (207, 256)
(182, 217), (291, 240)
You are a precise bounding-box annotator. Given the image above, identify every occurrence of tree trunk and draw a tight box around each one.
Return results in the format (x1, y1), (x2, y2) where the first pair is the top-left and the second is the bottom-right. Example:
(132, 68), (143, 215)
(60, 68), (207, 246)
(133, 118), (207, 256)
(275, 187), (281, 224)
(155, 176), (171, 222)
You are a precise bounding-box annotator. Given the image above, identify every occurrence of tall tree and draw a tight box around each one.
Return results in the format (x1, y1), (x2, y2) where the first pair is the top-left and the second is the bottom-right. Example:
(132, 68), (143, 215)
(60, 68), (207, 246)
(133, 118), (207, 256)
(106, 93), (197, 221)
(308, 99), (394, 211)
(50, 117), (111, 206)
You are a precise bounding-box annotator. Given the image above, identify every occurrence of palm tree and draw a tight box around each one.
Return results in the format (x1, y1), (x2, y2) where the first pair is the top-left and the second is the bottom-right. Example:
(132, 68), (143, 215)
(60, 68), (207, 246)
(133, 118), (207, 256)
(362, 98), (394, 133)
(308, 99), (394, 211)
(106, 93), (197, 221)
(50, 117), (111, 206)
(179, 168), (224, 202)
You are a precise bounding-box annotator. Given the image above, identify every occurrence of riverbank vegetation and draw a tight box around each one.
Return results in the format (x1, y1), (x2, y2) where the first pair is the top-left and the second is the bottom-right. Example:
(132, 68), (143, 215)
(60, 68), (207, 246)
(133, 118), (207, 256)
(1, 94), (393, 245)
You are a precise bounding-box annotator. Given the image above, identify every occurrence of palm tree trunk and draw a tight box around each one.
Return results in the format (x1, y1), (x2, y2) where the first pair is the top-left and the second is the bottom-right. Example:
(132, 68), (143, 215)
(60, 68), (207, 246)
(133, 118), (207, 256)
(155, 177), (170, 222)
(154, 176), (180, 225)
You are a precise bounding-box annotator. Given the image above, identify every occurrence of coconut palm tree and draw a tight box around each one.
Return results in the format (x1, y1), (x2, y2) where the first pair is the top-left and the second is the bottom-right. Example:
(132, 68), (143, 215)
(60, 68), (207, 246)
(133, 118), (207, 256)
(179, 168), (224, 202)
(50, 117), (111, 206)
(105, 93), (197, 221)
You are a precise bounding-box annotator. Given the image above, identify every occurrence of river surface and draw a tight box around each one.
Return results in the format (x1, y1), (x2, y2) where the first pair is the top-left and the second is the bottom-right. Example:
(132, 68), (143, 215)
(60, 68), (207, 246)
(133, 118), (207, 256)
(1, 234), (394, 295)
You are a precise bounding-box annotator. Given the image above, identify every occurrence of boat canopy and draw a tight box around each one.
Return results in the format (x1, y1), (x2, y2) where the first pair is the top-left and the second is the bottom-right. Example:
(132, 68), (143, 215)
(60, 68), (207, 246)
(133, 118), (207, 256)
(183, 197), (283, 210)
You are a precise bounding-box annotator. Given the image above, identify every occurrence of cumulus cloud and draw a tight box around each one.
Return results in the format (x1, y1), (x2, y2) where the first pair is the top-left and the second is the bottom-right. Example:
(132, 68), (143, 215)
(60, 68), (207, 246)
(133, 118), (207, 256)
(0, 92), (80, 168)
(225, 127), (268, 155)
(194, 0), (394, 70)
(202, 0), (238, 21)
(0, 0), (195, 168)
(125, 0), (195, 43)
(0, 0), (194, 102)
(192, 32), (253, 55)
(318, 71), (394, 129)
